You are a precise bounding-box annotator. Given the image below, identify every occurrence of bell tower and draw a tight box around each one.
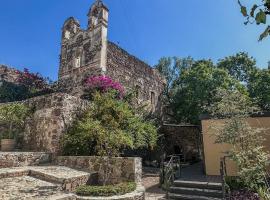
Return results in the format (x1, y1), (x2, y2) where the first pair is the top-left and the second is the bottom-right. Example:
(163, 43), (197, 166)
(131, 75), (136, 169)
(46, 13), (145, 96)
(58, 0), (109, 94)
(87, 0), (109, 30)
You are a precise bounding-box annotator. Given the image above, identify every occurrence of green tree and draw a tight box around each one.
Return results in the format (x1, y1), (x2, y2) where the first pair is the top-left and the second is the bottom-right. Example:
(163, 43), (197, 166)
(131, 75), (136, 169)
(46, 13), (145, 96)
(238, 0), (270, 40)
(217, 52), (257, 83)
(248, 69), (270, 111)
(172, 60), (246, 124)
(154, 57), (194, 102)
(62, 91), (158, 184)
(207, 88), (269, 191)
(0, 103), (29, 139)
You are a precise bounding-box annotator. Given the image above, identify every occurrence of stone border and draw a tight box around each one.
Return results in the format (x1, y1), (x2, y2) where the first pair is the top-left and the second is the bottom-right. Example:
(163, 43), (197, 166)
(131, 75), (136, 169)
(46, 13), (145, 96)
(72, 185), (145, 200)
(0, 152), (51, 168)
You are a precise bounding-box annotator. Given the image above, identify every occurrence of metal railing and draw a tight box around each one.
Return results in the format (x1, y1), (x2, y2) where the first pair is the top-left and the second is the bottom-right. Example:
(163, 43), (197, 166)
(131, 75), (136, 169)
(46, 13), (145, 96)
(220, 156), (229, 200)
(160, 154), (182, 198)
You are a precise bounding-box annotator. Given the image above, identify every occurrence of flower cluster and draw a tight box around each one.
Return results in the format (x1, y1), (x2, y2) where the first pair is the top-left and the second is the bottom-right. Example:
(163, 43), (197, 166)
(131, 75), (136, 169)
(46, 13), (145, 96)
(16, 68), (48, 90)
(84, 75), (125, 98)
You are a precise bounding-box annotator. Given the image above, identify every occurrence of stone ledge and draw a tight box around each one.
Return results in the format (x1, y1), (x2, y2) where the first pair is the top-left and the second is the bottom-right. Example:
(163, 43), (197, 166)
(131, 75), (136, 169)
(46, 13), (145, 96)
(0, 166), (94, 192)
(0, 152), (51, 168)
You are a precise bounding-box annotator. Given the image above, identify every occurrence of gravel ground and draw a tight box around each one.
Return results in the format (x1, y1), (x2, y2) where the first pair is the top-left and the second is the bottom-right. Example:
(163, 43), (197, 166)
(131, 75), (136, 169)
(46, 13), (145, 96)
(142, 167), (166, 200)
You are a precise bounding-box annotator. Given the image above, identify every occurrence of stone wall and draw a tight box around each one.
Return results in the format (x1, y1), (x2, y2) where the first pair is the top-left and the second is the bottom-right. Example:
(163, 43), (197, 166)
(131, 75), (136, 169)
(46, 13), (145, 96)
(0, 65), (19, 83)
(55, 156), (142, 185)
(106, 42), (165, 116)
(0, 152), (51, 168)
(22, 93), (88, 155)
(161, 124), (201, 161)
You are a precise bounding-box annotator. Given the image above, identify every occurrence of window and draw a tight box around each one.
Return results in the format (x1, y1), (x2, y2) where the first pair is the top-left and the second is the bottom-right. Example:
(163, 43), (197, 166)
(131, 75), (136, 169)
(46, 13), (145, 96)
(151, 92), (155, 105)
(75, 57), (81, 68)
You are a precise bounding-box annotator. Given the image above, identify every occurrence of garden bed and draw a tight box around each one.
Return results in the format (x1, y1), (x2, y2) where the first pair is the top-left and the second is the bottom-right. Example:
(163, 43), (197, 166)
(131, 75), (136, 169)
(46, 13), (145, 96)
(76, 182), (136, 197)
(74, 184), (145, 200)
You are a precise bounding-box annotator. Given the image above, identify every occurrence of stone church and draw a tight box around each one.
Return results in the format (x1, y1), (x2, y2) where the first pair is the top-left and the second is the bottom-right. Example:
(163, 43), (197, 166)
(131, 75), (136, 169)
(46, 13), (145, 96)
(59, 0), (165, 111)
(0, 0), (165, 154)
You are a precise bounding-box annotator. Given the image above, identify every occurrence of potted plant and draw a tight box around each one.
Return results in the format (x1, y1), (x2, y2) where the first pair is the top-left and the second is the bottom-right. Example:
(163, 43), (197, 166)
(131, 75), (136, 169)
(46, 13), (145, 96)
(0, 103), (29, 151)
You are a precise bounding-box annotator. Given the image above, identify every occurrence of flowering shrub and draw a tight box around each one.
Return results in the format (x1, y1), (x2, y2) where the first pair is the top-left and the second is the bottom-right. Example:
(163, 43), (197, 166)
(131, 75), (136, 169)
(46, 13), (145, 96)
(84, 75), (125, 99)
(16, 68), (49, 91)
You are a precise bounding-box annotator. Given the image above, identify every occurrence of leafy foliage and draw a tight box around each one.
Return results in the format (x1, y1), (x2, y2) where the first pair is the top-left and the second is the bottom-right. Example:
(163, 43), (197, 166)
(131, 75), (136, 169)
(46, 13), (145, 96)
(63, 91), (157, 156)
(207, 88), (269, 192)
(227, 190), (260, 200)
(76, 182), (136, 197)
(217, 52), (257, 83)
(0, 68), (52, 103)
(0, 81), (29, 103)
(62, 91), (157, 184)
(248, 69), (270, 111)
(238, 0), (270, 40)
(154, 57), (194, 102)
(156, 56), (247, 124)
(0, 103), (29, 139)
(155, 52), (270, 124)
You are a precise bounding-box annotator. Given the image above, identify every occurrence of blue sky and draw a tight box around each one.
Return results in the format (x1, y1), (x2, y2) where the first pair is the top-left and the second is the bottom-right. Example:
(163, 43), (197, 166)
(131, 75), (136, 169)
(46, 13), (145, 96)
(0, 0), (269, 80)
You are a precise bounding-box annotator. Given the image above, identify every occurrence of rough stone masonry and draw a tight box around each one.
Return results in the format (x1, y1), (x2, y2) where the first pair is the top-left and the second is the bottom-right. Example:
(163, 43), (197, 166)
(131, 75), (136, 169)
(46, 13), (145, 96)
(59, 0), (165, 114)
(0, 0), (165, 155)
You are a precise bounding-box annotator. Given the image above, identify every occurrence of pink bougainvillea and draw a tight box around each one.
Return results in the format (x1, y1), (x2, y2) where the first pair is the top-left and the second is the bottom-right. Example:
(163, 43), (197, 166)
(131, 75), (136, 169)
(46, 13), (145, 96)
(16, 68), (48, 90)
(84, 75), (125, 98)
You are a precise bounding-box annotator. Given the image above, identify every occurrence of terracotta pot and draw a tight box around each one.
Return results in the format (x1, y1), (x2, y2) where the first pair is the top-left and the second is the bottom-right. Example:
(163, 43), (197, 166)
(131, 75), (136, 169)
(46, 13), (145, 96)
(1, 139), (16, 151)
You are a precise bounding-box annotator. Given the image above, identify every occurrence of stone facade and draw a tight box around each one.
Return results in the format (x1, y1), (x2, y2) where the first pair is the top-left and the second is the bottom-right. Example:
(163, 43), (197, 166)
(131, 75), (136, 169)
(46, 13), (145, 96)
(22, 93), (89, 154)
(58, 1), (165, 114)
(0, 65), (19, 83)
(0, 0), (165, 155)
(55, 156), (142, 185)
(58, 1), (109, 96)
(161, 124), (201, 161)
(106, 42), (164, 114)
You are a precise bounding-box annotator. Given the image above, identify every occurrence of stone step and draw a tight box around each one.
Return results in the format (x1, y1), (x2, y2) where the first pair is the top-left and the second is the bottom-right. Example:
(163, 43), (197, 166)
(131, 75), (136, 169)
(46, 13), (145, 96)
(169, 187), (223, 198)
(168, 193), (222, 200)
(28, 166), (94, 192)
(173, 180), (222, 190)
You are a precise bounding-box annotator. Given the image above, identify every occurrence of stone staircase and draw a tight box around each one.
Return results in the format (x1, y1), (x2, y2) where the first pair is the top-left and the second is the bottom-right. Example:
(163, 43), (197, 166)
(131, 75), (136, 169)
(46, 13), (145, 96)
(0, 152), (96, 199)
(168, 180), (223, 200)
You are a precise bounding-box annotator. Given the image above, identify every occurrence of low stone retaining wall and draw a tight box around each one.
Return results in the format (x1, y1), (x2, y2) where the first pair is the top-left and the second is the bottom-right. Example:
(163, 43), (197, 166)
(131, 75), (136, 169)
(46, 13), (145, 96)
(55, 156), (142, 185)
(0, 152), (51, 168)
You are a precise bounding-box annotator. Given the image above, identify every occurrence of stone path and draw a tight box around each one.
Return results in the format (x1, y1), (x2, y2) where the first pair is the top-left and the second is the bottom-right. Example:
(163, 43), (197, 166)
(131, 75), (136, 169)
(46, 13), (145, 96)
(0, 176), (69, 200)
(0, 166), (91, 199)
(142, 167), (165, 200)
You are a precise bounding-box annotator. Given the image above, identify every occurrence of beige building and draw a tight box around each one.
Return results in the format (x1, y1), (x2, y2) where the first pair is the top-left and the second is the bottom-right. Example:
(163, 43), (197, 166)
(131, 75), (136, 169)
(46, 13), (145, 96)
(202, 115), (270, 176)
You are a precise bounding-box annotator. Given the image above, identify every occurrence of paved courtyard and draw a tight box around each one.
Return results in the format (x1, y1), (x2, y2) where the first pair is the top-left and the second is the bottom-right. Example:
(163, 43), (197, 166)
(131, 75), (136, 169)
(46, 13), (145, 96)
(0, 176), (69, 200)
(142, 167), (165, 200)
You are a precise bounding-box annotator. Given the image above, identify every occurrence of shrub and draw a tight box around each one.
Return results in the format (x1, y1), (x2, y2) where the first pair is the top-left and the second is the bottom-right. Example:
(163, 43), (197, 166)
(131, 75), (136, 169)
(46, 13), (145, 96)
(83, 75), (125, 99)
(75, 182), (136, 197)
(0, 103), (29, 139)
(227, 190), (260, 200)
(0, 81), (29, 103)
(62, 91), (157, 185)
(17, 68), (50, 92)
(0, 68), (52, 103)
(207, 88), (269, 191)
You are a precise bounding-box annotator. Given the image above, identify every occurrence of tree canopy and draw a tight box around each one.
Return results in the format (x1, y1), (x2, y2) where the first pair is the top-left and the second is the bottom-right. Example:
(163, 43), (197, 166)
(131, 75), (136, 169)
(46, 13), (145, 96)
(155, 52), (269, 125)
